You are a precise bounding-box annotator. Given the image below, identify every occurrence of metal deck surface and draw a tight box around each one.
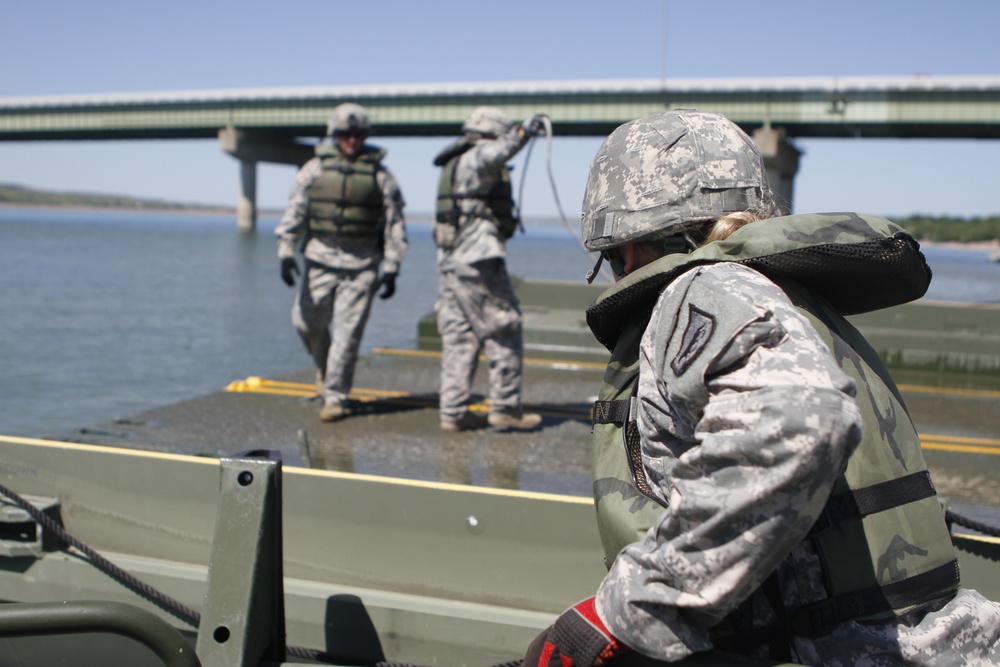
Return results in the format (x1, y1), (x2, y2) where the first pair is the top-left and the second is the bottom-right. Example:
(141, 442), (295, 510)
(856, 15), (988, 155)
(40, 344), (1000, 522)
(49, 348), (601, 498)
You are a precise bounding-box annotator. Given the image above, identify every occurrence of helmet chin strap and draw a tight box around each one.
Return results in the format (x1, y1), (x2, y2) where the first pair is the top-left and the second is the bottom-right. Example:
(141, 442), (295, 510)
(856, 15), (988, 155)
(586, 233), (696, 284)
(586, 253), (605, 284)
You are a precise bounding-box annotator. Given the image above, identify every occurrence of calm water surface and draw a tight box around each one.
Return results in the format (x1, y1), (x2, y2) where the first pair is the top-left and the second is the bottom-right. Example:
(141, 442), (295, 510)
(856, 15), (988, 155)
(0, 207), (598, 438)
(2, 206), (998, 439)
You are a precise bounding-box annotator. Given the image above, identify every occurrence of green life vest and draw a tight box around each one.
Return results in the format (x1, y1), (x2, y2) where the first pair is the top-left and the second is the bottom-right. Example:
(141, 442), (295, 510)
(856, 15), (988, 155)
(306, 144), (385, 237)
(588, 213), (959, 637)
(433, 138), (520, 241)
(591, 302), (666, 569)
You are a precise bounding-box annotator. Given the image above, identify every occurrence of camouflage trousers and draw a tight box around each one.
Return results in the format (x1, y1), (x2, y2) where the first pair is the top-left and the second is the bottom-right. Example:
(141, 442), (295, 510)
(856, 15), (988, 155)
(436, 258), (523, 421)
(291, 261), (379, 406)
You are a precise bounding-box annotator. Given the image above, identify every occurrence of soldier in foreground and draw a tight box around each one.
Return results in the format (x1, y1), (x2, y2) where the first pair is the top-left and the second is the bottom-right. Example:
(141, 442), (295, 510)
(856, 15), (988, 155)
(431, 106), (544, 432)
(524, 110), (1000, 664)
(276, 103), (407, 422)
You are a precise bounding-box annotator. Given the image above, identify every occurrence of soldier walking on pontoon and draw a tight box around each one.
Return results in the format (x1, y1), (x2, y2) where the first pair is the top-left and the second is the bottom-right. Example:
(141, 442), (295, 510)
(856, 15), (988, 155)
(276, 103), (408, 422)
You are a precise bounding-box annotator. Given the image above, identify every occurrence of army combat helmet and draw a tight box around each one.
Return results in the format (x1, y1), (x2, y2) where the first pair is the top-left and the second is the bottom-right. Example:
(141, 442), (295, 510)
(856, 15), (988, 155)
(327, 103), (370, 136)
(581, 109), (774, 253)
(463, 106), (512, 137)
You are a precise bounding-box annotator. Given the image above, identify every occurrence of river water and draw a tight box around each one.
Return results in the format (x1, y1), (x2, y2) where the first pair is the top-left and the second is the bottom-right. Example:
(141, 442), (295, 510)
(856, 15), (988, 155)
(2, 206), (999, 439)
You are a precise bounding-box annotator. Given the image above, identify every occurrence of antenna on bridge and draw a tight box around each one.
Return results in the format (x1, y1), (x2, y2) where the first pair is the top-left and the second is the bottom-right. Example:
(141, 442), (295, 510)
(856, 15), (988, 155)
(660, 0), (669, 89)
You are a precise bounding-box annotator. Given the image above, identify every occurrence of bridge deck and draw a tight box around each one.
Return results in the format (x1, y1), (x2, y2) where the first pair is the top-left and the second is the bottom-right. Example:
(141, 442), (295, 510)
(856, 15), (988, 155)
(3, 75), (1000, 140)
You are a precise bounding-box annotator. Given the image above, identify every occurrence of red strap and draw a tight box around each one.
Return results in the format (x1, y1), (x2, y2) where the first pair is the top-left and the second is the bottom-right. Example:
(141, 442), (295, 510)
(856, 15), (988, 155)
(539, 640), (557, 667)
(575, 597), (625, 665)
(575, 597), (611, 638)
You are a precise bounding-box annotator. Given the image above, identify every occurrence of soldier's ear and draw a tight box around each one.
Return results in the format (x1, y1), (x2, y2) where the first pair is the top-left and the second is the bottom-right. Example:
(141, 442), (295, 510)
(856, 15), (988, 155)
(621, 244), (638, 276)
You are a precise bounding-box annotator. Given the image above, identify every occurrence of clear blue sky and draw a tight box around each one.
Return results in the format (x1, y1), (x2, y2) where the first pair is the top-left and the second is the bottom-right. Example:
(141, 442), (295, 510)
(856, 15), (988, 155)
(2, 0), (999, 220)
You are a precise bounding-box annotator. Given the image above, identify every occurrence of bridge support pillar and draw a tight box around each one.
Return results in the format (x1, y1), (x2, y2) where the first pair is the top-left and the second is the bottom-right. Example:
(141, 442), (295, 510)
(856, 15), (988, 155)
(237, 159), (257, 233)
(753, 126), (801, 215)
(219, 127), (316, 232)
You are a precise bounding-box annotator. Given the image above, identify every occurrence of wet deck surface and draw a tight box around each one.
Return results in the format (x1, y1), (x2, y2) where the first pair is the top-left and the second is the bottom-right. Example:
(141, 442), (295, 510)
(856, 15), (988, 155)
(50, 348), (1000, 528)
(53, 349), (601, 498)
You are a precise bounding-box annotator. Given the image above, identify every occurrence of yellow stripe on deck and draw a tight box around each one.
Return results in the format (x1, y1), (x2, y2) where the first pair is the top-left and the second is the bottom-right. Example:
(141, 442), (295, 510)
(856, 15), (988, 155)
(897, 383), (1000, 400)
(371, 346), (608, 371)
(0, 435), (592, 504)
(920, 433), (1000, 456)
(227, 351), (1000, 455)
(225, 376), (412, 400)
(225, 375), (591, 420)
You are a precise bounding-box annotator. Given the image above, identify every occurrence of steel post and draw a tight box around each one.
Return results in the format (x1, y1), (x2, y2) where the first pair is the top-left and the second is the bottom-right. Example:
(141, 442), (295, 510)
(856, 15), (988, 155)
(195, 451), (286, 667)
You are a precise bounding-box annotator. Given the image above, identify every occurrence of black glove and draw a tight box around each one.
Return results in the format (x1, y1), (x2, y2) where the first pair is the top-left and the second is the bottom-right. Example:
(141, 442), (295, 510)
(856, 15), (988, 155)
(378, 272), (397, 300)
(280, 257), (300, 287)
(523, 597), (628, 667)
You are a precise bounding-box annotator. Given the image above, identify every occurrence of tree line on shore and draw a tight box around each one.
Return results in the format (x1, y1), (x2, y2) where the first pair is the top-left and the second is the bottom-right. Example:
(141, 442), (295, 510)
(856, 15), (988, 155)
(894, 215), (1000, 244)
(0, 183), (229, 212)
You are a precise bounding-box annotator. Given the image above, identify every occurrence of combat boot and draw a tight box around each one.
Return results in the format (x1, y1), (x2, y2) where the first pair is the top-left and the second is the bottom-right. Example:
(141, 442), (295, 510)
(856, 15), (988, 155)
(488, 410), (542, 432)
(319, 402), (348, 422)
(440, 411), (489, 432)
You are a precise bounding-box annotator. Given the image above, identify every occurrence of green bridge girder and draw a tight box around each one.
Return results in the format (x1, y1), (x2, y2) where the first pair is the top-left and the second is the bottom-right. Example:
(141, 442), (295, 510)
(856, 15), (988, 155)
(6, 75), (998, 230)
(3, 75), (1000, 143)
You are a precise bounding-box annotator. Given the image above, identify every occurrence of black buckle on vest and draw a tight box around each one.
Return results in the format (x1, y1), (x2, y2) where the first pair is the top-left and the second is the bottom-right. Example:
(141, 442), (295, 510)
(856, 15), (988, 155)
(592, 385), (665, 508)
(592, 399), (629, 425)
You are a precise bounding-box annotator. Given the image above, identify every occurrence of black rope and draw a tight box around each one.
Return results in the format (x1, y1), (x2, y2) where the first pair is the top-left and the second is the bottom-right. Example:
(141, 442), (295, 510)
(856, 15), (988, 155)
(946, 509), (1000, 538)
(0, 482), (523, 667)
(0, 481), (202, 626)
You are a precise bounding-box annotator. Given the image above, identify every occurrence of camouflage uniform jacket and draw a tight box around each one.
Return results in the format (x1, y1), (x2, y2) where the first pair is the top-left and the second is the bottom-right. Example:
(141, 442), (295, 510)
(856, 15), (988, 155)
(275, 142), (407, 274)
(586, 213), (1000, 664)
(436, 126), (530, 270)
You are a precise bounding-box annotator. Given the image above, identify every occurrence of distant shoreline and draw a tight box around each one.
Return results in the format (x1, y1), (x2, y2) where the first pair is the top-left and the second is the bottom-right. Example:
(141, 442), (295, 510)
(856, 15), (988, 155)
(1, 201), (996, 248)
(0, 201), (436, 224)
(922, 239), (1000, 250)
(0, 201), (287, 216)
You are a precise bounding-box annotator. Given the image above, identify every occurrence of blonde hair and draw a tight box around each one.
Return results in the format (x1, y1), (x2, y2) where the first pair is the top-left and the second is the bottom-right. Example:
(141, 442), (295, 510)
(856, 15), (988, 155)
(643, 205), (779, 258)
(701, 205), (780, 245)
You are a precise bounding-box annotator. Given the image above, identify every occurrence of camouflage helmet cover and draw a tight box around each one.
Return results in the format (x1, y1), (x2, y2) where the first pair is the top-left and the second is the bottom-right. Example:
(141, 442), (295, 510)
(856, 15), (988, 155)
(327, 103), (370, 136)
(462, 106), (512, 136)
(581, 109), (773, 252)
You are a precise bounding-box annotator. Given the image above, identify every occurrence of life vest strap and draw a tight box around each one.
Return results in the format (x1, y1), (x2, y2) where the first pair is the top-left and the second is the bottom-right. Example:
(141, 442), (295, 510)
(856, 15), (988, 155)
(789, 559), (960, 638)
(810, 470), (937, 536)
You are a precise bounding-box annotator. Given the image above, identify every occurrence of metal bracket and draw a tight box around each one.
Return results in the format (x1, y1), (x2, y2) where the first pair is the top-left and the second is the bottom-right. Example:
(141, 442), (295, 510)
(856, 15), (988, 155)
(195, 451), (287, 667)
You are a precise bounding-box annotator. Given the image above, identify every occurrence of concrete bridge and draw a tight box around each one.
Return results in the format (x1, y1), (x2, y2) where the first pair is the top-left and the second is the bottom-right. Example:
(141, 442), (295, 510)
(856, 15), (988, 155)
(3, 75), (999, 230)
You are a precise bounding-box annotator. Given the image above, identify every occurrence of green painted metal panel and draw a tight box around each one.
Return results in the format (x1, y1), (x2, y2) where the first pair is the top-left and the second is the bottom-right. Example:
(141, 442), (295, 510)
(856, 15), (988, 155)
(0, 436), (605, 614)
(0, 435), (997, 666)
(2, 77), (999, 141)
